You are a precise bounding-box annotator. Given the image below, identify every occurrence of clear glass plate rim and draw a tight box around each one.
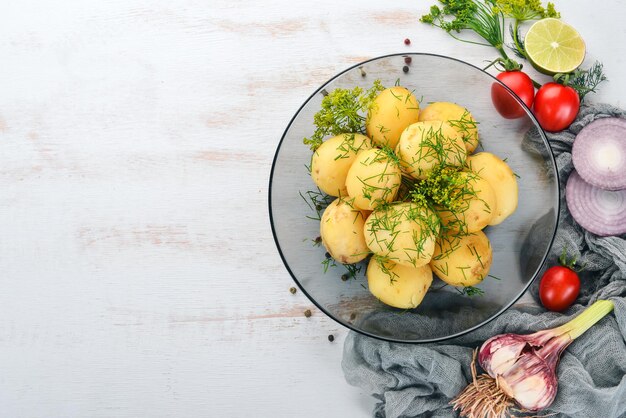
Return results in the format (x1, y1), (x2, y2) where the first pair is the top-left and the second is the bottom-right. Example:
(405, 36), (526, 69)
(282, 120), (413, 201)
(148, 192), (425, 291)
(268, 52), (561, 343)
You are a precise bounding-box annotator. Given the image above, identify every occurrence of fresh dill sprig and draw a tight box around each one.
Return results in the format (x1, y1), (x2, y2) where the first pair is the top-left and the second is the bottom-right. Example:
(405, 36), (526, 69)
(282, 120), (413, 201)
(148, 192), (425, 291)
(420, 0), (558, 64)
(333, 133), (371, 161)
(494, 0), (559, 21)
(299, 189), (334, 221)
(399, 124), (467, 179)
(447, 109), (479, 149)
(397, 175), (419, 202)
(495, 0), (560, 58)
(303, 80), (385, 151)
(420, 0), (509, 60)
(342, 263), (363, 280)
(508, 23), (526, 59)
(457, 285), (485, 296)
(373, 256), (399, 285)
(354, 148), (402, 208)
(411, 166), (467, 212)
(557, 61), (608, 102)
(365, 203), (440, 267)
(410, 168), (488, 237)
(432, 234), (461, 262)
(322, 254), (336, 273)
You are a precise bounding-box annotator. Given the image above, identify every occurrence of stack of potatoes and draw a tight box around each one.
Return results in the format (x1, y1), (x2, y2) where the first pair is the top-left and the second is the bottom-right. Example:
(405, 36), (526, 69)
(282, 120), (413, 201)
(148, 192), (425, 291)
(310, 86), (518, 310)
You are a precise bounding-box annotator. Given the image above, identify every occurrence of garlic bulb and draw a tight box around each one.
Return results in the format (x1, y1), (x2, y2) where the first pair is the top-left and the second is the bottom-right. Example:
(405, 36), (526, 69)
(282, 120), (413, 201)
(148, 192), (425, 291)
(452, 300), (615, 417)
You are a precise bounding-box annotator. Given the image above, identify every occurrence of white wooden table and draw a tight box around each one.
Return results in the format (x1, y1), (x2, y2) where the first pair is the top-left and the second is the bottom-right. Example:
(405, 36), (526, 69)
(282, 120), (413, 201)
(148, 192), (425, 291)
(0, 1), (623, 416)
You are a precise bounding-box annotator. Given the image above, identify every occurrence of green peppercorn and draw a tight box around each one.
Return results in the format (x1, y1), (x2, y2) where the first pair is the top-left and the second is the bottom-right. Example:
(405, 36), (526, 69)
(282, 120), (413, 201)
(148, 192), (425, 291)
(304, 309), (312, 318)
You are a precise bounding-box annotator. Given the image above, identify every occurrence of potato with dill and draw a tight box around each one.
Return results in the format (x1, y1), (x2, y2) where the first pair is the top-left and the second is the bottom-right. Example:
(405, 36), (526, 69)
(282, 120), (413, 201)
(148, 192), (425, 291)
(429, 230), (493, 287)
(320, 197), (370, 264)
(345, 148), (402, 210)
(366, 86), (420, 149)
(418, 102), (479, 153)
(396, 120), (467, 179)
(436, 171), (498, 234)
(364, 202), (440, 267)
(466, 152), (518, 226)
(367, 256), (433, 309)
(310, 133), (374, 196)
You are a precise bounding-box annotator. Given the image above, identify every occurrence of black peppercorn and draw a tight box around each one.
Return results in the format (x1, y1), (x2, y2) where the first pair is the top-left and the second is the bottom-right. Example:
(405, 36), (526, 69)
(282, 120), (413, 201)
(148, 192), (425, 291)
(328, 334), (335, 342)
(403, 65), (409, 73)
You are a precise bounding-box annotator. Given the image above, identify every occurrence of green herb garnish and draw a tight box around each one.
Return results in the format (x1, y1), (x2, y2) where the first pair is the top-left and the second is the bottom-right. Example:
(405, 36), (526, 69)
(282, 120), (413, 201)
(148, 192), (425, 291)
(420, 0), (558, 65)
(303, 80), (385, 151)
(494, 0), (560, 58)
(457, 285), (485, 296)
(420, 0), (509, 59)
(555, 61), (608, 102)
(411, 166), (467, 213)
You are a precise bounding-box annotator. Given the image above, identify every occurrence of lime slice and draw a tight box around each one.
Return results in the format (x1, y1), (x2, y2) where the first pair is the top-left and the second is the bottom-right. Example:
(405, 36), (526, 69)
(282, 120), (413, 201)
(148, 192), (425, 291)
(525, 18), (586, 75)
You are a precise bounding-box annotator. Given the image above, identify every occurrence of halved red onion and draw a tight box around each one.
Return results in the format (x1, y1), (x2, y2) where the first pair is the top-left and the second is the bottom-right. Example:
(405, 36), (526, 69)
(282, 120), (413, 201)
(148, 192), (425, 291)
(566, 170), (626, 236)
(572, 117), (626, 191)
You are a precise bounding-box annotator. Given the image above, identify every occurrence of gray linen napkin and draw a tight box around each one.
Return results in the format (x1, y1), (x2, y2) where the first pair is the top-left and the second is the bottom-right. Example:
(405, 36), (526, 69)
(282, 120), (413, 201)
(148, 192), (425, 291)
(342, 104), (626, 418)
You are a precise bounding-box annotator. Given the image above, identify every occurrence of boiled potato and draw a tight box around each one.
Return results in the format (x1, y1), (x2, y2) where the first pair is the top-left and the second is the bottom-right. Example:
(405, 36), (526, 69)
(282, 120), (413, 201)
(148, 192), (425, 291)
(311, 133), (374, 196)
(436, 172), (497, 234)
(396, 121), (467, 179)
(320, 198), (370, 264)
(364, 202), (440, 267)
(366, 87), (420, 149)
(367, 257), (433, 309)
(419, 102), (479, 153)
(429, 230), (492, 287)
(466, 152), (518, 226)
(345, 148), (402, 210)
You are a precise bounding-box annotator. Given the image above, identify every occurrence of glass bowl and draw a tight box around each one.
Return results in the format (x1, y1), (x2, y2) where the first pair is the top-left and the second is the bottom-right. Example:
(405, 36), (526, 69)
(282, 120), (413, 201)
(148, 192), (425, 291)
(269, 53), (559, 343)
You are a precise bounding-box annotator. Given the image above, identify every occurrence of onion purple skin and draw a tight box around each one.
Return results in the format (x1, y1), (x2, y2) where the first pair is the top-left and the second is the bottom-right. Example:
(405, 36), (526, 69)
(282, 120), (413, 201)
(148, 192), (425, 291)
(572, 117), (626, 191)
(566, 170), (626, 236)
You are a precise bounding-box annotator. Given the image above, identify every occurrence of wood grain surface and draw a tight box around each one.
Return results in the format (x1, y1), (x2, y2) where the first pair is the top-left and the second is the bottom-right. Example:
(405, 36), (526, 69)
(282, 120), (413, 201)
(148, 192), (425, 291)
(0, 0), (624, 416)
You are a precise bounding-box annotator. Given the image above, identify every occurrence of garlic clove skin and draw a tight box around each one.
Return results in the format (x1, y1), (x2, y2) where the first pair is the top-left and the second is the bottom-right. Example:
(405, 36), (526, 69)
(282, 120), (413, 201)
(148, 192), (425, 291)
(497, 350), (559, 411)
(478, 333), (529, 377)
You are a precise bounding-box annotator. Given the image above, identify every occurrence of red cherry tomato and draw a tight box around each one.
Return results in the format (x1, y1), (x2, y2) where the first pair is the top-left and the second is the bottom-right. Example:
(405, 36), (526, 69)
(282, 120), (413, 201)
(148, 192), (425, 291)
(491, 71), (535, 119)
(533, 82), (580, 132)
(539, 266), (580, 311)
